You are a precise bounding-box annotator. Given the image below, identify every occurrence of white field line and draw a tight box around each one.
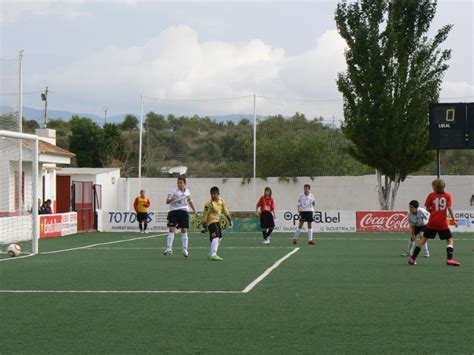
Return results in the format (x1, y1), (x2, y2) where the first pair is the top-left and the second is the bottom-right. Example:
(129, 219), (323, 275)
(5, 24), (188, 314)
(92, 246), (294, 250)
(242, 247), (300, 293)
(0, 290), (240, 294)
(1, 247), (301, 295)
(0, 253), (36, 262)
(41, 233), (167, 255)
(0, 233), (167, 262)
(218, 237), (474, 241)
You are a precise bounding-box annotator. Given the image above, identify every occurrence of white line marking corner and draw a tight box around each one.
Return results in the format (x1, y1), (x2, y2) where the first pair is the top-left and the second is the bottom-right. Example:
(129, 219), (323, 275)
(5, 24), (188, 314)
(242, 247), (300, 293)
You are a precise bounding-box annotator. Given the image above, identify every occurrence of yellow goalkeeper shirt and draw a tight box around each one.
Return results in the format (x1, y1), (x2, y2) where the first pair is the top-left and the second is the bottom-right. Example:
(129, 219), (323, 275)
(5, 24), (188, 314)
(202, 198), (230, 225)
(134, 196), (150, 213)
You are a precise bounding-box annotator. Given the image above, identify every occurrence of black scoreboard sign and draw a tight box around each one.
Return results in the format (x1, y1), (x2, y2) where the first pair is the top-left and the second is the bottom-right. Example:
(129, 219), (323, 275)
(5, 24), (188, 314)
(429, 102), (473, 149)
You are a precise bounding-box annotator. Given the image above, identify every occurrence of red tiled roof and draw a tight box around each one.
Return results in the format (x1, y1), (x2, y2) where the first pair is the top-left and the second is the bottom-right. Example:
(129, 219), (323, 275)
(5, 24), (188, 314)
(23, 140), (75, 158)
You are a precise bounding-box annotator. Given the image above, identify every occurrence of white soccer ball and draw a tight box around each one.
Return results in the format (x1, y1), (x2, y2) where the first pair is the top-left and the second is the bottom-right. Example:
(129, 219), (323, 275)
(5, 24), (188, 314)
(7, 244), (21, 257)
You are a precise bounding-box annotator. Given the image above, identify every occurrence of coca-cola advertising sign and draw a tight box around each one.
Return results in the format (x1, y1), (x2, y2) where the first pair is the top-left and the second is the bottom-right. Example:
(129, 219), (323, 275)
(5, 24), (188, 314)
(356, 211), (410, 232)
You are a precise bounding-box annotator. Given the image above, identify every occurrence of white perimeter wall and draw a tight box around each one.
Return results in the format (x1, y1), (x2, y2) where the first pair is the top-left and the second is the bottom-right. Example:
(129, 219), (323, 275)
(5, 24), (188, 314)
(114, 175), (474, 212)
(69, 170), (121, 212)
(95, 171), (121, 211)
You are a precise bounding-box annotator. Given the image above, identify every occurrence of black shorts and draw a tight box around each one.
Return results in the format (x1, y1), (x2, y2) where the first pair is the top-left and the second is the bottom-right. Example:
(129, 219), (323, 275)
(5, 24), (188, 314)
(299, 211), (314, 223)
(167, 210), (189, 229)
(260, 211), (275, 229)
(413, 225), (426, 235)
(424, 228), (452, 240)
(208, 222), (222, 240)
(136, 212), (148, 223)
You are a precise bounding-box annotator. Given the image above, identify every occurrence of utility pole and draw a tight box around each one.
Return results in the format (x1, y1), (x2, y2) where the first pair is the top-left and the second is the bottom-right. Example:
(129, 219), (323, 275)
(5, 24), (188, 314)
(41, 86), (48, 128)
(104, 107), (108, 125)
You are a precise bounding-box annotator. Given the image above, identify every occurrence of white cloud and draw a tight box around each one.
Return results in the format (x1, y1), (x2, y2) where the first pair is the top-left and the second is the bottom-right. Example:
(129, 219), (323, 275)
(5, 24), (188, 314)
(440, 81), (474, 100)
(0, 0), (88, 24)
(27, 24), (473, 123)
(32, 25), (347, 121)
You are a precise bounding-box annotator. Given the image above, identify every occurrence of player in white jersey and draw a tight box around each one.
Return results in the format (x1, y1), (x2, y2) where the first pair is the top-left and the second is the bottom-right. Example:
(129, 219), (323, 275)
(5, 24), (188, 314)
(402, 200), (430, 257)
(293, 184), (316, 245)
(164, 176), (198, 257)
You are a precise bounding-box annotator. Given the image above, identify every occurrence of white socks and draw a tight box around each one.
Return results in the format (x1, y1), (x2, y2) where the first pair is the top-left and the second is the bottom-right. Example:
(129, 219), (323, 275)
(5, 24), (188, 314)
(210, 238), (219, 256)
(408, 240), (415, 254)
(167, 232), (175, 250)
(422, 241), (429, 254)
(308, 229), (313, 241)
(181, 232), (188, 251)
(294, 228), (301, 239)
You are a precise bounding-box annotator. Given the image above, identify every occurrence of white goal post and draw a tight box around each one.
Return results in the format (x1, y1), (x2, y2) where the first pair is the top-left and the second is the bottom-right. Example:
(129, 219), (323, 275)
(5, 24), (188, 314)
(0, 129), (39, 256)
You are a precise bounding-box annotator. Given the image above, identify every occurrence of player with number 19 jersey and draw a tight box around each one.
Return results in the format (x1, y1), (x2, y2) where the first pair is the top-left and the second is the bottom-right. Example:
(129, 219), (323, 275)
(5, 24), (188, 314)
(425, 192), (452, 230)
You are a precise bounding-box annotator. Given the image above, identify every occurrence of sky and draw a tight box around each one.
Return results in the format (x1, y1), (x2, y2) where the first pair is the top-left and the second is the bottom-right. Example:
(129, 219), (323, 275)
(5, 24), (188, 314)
(1, 0), (473, 124)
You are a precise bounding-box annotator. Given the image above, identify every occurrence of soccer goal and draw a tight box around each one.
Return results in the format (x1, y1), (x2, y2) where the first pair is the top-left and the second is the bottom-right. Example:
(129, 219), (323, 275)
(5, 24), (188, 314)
(0, 130), (39, 258)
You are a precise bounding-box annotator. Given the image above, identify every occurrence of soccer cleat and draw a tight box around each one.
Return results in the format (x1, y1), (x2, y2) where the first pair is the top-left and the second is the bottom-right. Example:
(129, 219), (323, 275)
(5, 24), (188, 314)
(144, 230), (149, 234)
(183, 249), (189, 257)
(446, 259), (461, 266)
(408, 257), (416, 265)
(209, 255), (223, 261)
(400, 252), (411, 257)
(424, 253), (430, 258)
(163, 249), (173, 256)
(292, 239), (298, 245)
(262, 239), (270, 245)
(308, 240), (315, 245)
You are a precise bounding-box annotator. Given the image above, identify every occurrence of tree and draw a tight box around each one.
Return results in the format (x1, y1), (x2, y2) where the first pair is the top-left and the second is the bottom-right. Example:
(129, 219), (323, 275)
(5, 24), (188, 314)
(256, 114), (371, 178)
(144, 112), (167, 131)
(69, 116), (103, 167)
(47, 119), (71, 149)
(335, 0), (452, 209)
(101, 123), (126, 166)
(120, 114), (139, 131)
(22, 118), (40, 133)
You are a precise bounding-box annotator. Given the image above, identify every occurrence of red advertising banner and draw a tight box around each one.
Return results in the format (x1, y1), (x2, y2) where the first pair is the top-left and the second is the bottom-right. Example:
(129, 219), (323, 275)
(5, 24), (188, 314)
(356, 211), (410, 232)
(40, 215), (63, 238)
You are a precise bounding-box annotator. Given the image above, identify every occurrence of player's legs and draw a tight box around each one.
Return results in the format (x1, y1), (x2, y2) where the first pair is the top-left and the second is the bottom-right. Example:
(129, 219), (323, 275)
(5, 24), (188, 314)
(409, 231), (431, 264)
(420, 233), (429, 257)
(164, 227), (175, 255)
(260, 213), (268, 242)
(137, 212), (144, 233)
(261, 212), (273, 244)
(143, 219), (148, 233)
(307, 220), (314, 244)
(442, 231), (460, 266)
(266, 227), (274, 238)
(180, 228), (189, 257)
(266, 213), (275, 239)
(293, 219), (304, 244)
(208, 223), (223, 261)
(164, 211), (177, 255)
(178, 211), (190, 257)
(404, 234), (416, 256)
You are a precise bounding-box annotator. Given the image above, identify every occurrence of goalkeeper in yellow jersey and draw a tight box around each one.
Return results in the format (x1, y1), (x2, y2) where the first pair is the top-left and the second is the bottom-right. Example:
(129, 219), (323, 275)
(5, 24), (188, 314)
(202, 186), (232, 261)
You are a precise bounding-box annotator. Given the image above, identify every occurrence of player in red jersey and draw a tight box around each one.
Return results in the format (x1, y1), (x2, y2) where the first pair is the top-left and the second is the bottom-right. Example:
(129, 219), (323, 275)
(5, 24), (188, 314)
(409, 179), (460, 266)
(256, 187), (276, 245)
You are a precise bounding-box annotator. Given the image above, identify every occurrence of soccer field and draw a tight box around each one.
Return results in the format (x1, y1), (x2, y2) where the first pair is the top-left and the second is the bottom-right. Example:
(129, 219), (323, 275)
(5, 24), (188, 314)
(1, 231), (473, 354)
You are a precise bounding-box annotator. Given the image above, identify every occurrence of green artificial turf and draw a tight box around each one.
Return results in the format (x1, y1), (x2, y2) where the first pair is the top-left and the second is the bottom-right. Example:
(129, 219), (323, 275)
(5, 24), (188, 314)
(1, 232), (473, 354)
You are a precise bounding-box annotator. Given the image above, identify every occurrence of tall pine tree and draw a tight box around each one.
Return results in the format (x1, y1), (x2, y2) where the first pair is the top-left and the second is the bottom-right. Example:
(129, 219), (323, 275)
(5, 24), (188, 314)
(335, 0), (452, 209)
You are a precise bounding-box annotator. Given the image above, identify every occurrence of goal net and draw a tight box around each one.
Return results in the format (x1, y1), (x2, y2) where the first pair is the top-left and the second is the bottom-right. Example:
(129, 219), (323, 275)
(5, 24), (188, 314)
(0, 130), (39, 258)
(0, 56), (21, 132)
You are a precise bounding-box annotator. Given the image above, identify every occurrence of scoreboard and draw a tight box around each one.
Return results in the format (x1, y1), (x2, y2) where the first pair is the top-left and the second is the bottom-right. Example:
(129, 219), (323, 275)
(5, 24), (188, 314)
(429, 102), (474, 149)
